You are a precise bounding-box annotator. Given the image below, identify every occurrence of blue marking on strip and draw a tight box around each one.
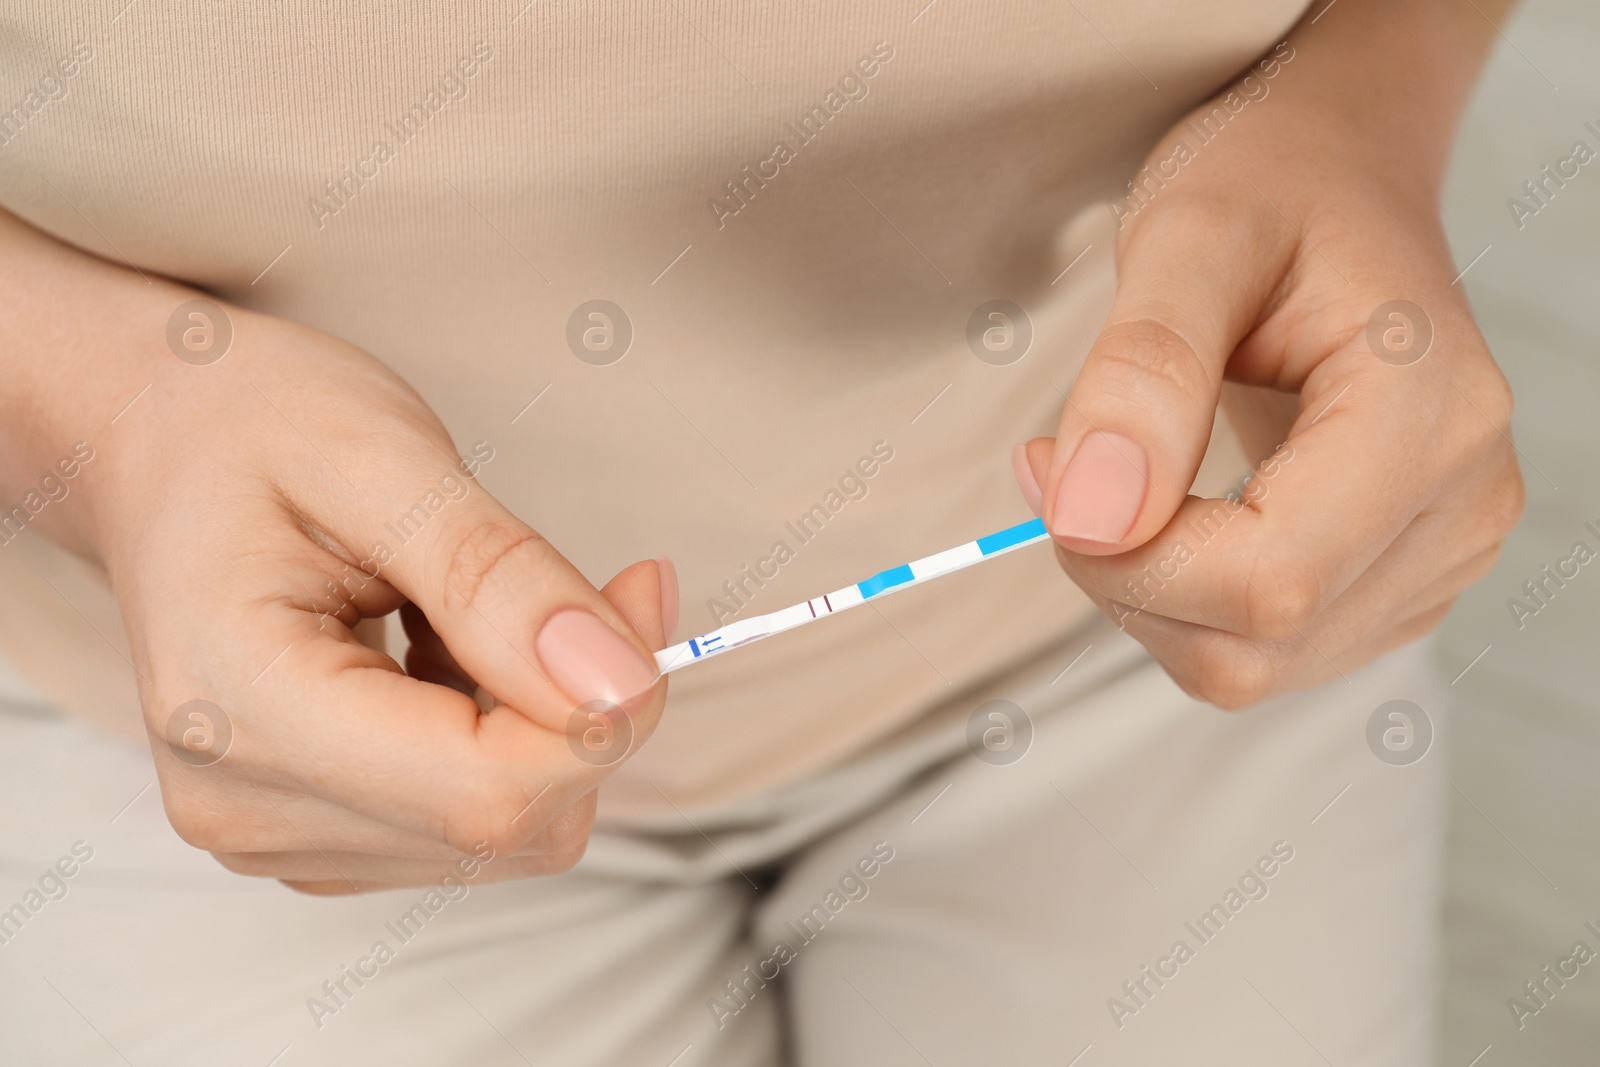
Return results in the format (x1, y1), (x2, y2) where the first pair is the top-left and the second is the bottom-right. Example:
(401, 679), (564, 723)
(976, 518), (1048, 556)
(689, 637), (702, 658)
(857, 563), (916, 599)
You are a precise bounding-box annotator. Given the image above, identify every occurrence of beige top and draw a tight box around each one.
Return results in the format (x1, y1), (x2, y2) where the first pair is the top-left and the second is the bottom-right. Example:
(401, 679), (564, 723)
(0, 0), (1300, 821)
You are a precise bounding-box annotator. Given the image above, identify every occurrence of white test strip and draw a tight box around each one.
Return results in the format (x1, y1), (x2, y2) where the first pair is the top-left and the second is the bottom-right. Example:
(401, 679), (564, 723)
(653, 517), (1050, 674)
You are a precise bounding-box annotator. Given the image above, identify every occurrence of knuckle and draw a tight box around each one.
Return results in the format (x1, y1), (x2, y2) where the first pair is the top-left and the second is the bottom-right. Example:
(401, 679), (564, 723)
(438, 519), (552, 611)
(1413, 601), (1454, 638)
(1094, 318), (1215, 407)
(540, 843), (590, 877)
(1448, 364), (1516, 456)
(164, 798), (231, 853)
(209, 851), (262, 876)
(1242, 555), (1323, 639)
(1475, 367), (1516, 435)
(1186, 638), (1278, 710)
(505, 850), (586, 879)
(444, 815), (519, 861)
(1462, 543), (1507, 591)
(1487, 468), (1527, 539)
(543, 796), (597, 855)
(440, 784), (539, 858)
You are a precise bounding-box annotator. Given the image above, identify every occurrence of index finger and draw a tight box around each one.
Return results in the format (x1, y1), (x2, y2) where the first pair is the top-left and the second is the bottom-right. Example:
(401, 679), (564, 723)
(244, 609), (655, 858)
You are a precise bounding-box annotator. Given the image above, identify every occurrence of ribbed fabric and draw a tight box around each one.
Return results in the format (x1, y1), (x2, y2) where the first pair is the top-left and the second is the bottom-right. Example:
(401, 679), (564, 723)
(0, 0), (1308, 820)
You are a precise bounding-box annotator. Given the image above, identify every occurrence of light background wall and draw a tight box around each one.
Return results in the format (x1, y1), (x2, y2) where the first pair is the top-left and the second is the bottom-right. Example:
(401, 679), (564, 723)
(1435, 0), (1600, 1060)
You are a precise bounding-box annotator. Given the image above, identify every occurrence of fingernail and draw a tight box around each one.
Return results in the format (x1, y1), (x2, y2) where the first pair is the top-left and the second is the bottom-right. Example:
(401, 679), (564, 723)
(1050, 432), (1147, 544)
(535, 610), (659, 708)
(655, 556), (680, 641)
(1012, 443), (1044, 517)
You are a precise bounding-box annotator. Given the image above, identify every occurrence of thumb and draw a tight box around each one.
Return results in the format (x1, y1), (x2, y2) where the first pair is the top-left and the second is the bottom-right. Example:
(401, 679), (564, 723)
(1037, 203), (1289, 554)
(405, 557), (678, 706)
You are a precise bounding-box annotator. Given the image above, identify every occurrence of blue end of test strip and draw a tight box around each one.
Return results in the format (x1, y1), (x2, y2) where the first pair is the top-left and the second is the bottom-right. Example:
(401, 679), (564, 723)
(853, 518), (1048, 601)
(976, 517), (1048, 555)
(856, 563), (915, 600)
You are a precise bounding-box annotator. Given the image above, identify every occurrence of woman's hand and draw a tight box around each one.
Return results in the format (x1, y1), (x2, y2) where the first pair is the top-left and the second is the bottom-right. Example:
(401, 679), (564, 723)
(1015, 0), (1525, 707)
(0, 210), (671, 892)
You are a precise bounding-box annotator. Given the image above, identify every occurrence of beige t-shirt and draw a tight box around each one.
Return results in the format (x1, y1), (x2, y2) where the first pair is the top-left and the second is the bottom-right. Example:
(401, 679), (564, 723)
(0, 0), (1304, 820)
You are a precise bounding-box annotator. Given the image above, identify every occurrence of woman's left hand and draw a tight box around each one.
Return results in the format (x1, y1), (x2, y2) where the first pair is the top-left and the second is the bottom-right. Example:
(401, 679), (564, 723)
(1015, 0), (1525, 707)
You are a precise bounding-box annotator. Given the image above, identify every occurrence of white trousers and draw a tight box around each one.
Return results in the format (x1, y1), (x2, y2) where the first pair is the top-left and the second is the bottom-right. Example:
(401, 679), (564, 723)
(0, 621), (1448, 1066)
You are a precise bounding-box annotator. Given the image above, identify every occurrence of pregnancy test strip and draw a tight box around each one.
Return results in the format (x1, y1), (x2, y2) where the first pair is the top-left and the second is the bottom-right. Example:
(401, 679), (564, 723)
(654, 517), (1050, 674)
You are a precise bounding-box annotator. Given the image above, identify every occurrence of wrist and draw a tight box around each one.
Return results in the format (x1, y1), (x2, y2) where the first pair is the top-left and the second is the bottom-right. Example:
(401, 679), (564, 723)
(1267, 0), (1507, 202)
(0, 210), (225, 561)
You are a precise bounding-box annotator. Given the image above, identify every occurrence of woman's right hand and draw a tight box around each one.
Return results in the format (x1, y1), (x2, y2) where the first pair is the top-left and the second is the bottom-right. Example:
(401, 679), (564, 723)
(0, 209), (672, 893)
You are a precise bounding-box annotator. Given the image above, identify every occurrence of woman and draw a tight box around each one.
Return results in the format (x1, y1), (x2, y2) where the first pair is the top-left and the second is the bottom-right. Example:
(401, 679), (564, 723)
(0, 0), (1522, 1063)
